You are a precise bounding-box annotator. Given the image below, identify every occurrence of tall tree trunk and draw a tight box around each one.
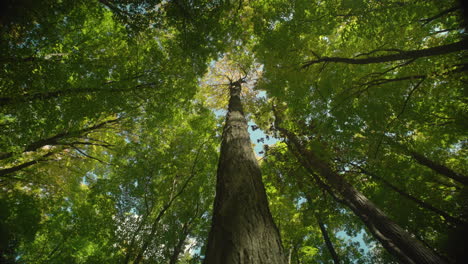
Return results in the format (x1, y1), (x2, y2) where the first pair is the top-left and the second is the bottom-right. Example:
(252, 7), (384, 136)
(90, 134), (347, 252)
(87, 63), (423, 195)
(274, 121), (447, 264)
(204, 80), (286, 264)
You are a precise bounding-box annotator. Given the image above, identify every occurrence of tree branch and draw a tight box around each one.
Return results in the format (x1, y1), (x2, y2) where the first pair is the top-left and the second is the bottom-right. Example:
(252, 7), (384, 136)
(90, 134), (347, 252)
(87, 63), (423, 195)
(420, 6), (460, 26)
(302, 39), (467, 68)
(0, 152), (55, 177)
(0, 118), (119, 160)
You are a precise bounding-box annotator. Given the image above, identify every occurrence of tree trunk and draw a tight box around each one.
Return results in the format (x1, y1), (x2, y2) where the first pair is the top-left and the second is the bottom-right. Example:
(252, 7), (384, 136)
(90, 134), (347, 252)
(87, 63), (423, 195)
(169, 221), (191, 264)
(313, 211), (340, 264)
(275, 123), (447, 264)
(303, 194), (340, 264)
(408, 149), (468, 185)
(302, 192), (340, 264)
(204, 80), (286, 264)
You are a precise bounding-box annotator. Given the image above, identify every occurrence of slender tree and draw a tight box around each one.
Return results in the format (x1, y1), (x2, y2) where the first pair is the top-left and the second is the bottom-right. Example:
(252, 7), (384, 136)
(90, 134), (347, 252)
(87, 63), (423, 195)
(204, 78), (286, 264)
(315, 213), (340, 264)
(305, 195), (341, 264)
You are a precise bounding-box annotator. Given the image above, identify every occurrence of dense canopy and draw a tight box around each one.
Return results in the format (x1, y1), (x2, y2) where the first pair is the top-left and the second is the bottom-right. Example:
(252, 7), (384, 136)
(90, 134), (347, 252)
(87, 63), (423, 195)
(1, 0), (466, 263)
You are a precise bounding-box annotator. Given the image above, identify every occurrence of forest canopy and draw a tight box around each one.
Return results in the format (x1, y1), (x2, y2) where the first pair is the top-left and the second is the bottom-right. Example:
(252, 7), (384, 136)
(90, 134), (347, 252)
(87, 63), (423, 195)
(0, 0), (467, 263)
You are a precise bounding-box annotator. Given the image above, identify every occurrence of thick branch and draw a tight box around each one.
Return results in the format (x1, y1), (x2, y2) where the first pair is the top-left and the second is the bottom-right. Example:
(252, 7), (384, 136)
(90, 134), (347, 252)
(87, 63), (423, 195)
(302, 39), (467, 68)
(0, 152), (55, 177)
(420, 6), (460, 25)
(272, 109), (446, 264)
(316, 213), (341, 264)
(305, 195), (340, 264)
(0, 118), (119, 160)
(169, 218), (195, 264)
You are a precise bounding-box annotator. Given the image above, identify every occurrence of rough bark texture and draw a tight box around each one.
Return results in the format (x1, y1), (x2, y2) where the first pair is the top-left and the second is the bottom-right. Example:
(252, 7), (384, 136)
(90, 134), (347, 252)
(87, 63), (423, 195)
(276, 125), (447, 264)
(204, 80), (286, 264)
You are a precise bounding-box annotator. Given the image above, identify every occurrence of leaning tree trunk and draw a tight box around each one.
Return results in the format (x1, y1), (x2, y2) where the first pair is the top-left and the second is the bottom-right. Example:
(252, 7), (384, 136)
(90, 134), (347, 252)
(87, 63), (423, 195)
(204, 80), (286, 264)
(275, 123), (447, 264)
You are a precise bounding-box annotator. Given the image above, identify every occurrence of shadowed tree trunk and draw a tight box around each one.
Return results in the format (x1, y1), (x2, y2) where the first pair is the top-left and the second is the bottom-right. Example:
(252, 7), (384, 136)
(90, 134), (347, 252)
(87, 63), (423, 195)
(273, 117), (447, 264)
(316, 213), (340, 264)
(169, 222), (191, 264)
(204, 79), (286, 264)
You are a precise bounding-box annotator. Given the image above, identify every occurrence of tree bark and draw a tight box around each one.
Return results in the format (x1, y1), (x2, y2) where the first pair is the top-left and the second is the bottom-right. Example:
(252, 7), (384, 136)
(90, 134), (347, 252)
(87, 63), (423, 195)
(204, 80), (286, 264)
(302, 39), (467, 68)
(275, 121), (447, 264)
